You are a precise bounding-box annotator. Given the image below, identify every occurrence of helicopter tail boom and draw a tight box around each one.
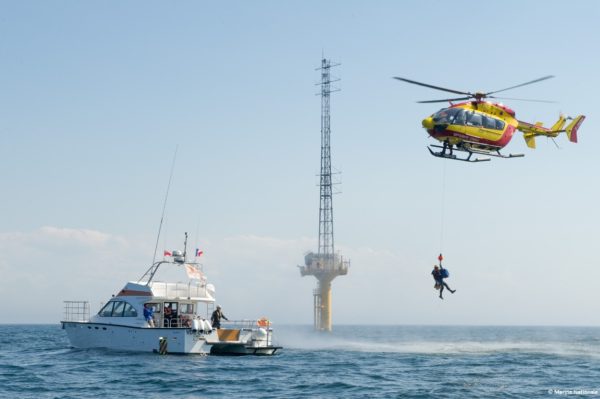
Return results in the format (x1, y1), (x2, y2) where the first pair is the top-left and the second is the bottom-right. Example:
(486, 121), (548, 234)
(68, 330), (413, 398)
(518, 114), (585, 148)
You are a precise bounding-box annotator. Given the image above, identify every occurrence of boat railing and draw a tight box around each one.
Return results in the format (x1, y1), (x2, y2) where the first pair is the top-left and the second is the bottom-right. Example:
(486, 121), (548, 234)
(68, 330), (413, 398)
(63, 301), (90, 322)
(220, 319), (253, 329)
(220, 319), (273, 346)
(157, 317), (272, 332)
(149, 281), (210, 299)
(161, 315), (196, 328)
(221, 319), (273, 330)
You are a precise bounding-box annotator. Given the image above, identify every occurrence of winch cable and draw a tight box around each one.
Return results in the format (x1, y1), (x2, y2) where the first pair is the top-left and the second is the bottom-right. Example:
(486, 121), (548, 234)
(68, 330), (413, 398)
(438, 158), (447, 261)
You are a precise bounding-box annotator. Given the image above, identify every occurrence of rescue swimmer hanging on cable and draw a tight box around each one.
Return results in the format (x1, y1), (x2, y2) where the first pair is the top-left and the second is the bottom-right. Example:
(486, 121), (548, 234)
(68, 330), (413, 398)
(431, 253), (455, 300)
(394, 75), (585, 162)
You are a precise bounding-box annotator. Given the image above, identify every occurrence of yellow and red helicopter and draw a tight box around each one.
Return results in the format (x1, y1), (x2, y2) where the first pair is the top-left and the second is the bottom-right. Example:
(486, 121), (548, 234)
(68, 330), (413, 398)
(394, 76), (585, 162)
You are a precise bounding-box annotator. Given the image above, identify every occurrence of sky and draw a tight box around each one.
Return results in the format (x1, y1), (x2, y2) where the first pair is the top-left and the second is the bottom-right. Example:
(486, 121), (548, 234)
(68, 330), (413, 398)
(1, 0), (599, 326)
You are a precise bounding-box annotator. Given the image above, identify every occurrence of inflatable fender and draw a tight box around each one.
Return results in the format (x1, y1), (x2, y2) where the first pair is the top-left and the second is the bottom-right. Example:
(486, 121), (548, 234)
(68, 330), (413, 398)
(201, 319), (213, 332)
(191, 319), (200, 331)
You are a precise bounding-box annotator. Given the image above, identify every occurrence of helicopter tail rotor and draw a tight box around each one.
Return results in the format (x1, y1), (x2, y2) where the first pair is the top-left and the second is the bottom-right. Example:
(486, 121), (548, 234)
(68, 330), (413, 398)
(565, 115), (585, 143)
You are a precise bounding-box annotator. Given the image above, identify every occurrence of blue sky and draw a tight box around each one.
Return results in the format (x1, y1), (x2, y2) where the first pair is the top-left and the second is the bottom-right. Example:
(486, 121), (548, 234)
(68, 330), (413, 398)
(1, 1), (599, 325)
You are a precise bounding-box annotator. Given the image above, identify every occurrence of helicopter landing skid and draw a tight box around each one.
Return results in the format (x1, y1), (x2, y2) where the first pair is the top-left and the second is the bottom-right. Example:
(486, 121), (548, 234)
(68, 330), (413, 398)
(428, 145), (490, 163)
(429, 144), (525, 162)
(463, 146), (525, 159)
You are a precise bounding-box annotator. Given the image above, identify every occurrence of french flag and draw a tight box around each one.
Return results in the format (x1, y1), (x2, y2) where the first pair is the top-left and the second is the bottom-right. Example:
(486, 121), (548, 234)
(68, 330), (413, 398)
(196, 248), (204, 257)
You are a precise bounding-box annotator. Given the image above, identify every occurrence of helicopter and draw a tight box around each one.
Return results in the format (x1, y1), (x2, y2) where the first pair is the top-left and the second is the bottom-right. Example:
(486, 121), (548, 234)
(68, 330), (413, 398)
(394, 75), (585, 162)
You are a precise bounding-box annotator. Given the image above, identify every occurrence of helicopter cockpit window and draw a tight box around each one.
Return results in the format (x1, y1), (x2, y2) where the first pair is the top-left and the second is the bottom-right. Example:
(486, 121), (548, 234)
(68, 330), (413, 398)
(453, 109), (466, 125)
(466, 112), (483, 127)
(432, 108), (461, 124)
(495, 119), (505, 130)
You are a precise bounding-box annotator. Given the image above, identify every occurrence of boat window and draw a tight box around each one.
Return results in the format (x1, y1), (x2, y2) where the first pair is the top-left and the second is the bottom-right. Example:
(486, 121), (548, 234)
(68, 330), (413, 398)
(180, 303), (194, 314)
(495, 119), (505, 130)
(466, 112), (483, 127)
(98, 301), (115, 317)
(123, 303), (138, 317)
(98, 300), (138, 317)
(112, 301), (126, 317)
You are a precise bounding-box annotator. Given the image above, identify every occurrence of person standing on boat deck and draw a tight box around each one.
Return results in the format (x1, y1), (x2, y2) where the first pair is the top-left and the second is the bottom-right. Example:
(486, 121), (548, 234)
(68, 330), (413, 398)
(432, 265), (455, 300)
(163, 304), (173, 327)
(211, 305), (228, 329)
(143, 304), (155, 328)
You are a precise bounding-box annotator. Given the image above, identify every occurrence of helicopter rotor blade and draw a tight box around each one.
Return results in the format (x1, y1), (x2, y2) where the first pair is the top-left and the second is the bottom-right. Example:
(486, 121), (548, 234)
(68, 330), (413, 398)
(488, 96), (557, 103)
(486, 75), (554, 96)
(393, 77), (472, 96)
(417, 97), (473, 104)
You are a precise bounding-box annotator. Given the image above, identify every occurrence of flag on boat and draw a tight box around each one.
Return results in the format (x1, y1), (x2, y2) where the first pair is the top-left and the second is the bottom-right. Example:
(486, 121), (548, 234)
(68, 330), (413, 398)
(195, 248), (204, 257)
(185, 263), (205, 281)
(164, 250), (172, 257)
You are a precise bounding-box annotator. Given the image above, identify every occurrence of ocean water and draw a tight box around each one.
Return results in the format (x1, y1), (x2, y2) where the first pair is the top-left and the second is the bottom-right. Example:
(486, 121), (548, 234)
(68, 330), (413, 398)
(1, 325), (599, 398)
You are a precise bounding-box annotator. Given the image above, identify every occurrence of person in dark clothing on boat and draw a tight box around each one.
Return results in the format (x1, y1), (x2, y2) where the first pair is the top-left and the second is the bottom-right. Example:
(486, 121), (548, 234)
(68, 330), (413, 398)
(432, 265), (455, 300)
(211, 305), (228, 329)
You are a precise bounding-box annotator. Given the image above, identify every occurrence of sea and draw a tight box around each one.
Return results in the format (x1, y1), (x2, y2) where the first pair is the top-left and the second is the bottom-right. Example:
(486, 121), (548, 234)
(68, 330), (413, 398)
(1, 324), (599, 399)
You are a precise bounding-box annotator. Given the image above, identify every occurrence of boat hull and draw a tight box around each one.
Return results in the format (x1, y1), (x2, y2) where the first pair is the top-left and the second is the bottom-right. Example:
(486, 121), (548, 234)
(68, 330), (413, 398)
(209, 342), (281, 356)
(61, 321), (213, 354)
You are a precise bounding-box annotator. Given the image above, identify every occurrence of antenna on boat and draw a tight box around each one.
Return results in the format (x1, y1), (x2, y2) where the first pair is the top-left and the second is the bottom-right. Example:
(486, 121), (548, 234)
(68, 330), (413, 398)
(183, 232), (188, 262)
(138, 146), (179, 284)
(151, 145), (178, 266)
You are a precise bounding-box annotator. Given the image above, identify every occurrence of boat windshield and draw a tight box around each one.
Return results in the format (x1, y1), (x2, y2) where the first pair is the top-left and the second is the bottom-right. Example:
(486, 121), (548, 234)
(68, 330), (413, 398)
(98, 300), (138, 317)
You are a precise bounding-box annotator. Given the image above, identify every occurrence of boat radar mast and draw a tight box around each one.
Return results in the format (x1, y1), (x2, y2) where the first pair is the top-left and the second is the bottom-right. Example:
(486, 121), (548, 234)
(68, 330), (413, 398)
(298, 58), (349, 332)
(139, 232), (190, 284)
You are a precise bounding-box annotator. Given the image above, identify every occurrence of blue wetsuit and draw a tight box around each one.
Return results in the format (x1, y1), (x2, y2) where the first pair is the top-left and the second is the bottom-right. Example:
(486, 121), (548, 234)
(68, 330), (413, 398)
(143, 306), (154, 321)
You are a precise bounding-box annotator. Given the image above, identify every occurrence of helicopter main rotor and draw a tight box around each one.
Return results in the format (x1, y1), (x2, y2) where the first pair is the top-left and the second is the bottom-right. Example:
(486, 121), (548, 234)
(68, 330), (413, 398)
(393, 75), (555, 103)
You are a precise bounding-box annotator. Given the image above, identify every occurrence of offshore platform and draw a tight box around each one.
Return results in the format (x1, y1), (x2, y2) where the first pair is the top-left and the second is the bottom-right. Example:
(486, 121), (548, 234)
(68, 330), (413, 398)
(298, 58), (349, 332)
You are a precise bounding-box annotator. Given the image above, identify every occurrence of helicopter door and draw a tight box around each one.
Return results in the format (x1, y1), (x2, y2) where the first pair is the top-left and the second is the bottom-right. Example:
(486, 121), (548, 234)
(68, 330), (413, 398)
(480, 115), (504, 142)
(464, 111), (491, 142)
(448, 108), (467, 137)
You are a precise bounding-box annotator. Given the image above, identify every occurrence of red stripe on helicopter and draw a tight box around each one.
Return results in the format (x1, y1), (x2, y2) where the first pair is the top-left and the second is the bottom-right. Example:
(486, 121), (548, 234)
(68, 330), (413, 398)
(428, 124), (515, 148)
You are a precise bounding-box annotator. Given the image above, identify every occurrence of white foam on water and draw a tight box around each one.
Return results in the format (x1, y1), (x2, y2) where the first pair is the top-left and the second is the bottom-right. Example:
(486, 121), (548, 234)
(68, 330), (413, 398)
(278, 329), (600, 358)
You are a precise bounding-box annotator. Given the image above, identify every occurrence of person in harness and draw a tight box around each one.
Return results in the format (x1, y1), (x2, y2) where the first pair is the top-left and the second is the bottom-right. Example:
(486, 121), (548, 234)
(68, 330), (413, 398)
(432, 254), (456, 300)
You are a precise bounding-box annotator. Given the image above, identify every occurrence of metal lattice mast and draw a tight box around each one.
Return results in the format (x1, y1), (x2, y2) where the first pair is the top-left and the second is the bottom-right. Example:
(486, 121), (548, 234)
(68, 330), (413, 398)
(297, 58), (347, 333)
(318, 58), (335, 262)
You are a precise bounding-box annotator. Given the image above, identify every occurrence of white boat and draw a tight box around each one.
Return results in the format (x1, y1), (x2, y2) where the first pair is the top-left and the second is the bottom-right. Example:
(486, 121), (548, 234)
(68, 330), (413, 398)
(61, 244), (281, 355)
